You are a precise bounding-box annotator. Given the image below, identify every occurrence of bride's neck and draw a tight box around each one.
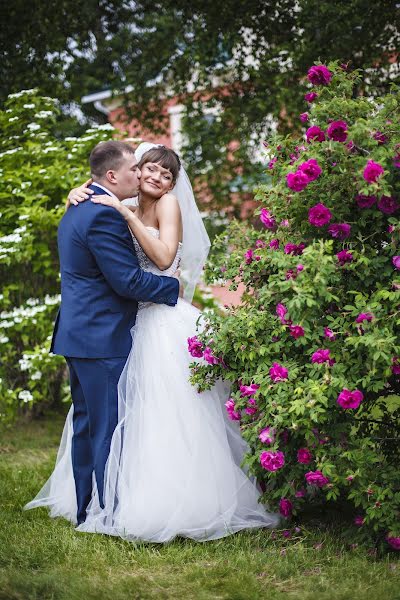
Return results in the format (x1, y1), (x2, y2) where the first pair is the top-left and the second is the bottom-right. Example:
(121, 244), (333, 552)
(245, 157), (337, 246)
(137, 192), (157, 215)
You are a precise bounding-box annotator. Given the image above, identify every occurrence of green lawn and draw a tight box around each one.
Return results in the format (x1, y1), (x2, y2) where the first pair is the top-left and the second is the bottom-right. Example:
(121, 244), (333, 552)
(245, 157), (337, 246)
(0, 412), (399, 600)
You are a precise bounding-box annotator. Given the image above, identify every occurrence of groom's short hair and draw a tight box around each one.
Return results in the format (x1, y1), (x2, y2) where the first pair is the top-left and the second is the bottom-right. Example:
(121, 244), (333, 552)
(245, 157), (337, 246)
(89, 141), (135, 179)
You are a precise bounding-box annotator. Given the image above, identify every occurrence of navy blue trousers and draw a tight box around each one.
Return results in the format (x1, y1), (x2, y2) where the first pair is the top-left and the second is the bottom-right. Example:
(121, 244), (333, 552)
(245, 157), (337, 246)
(66, 356), (128, 525)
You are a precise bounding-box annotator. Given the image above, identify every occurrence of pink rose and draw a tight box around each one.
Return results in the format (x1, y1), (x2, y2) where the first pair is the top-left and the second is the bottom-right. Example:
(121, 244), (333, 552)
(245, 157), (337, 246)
(393, 256), (400, 269)
(306, 125), (325, 143)
(255, 239), (266, 248)
(373, 131), (387, 144)
(280, 219), (290, 227)
(377, 195), (399, 214)
(308, 203), (332, 227)
(324, 327), (336, 340)
(188, 336), (204, 358)
(394, 154), (400, 168)
(354, 516), (364, 526)
(392, 357), (400, 375)
(295, 489), (306, 498)
(327, 120), (348, 142)
(386, 536), (400, 551)
(269, 238), (280, 250)
(337, 388), (364, 409)
(203, 346), (220, 365)
(336, 250), (353, 265)
(279, 498), (293, 518)
(300, 112), (309, 122)
(245, 398), (258, 415)
(276, 303), (288, 324)
(244, 249), (254, 264)
(260, 450), (285, 471)
(260, 208), (277, 229)
(355, 312), (374, 323)
(355, 194), (376, 209)
(259, 426), (275, 445)
(311, 349), (334, 365)
(225, 399), (241, 421)
(289, 325), (305, 339)
(284, 243), (305, 255)
(297, 264), (304, 272)
(297, 448), (312, 464)
(305, 470), (329, 487)
(286, 170), (310, 192)
(363, 160), (384, 183)
(328, 223), (351, 240)
(304, 92), (318, 103)
(298, 158), (322, 181)
(268, 157), (277, 169)
(270, 362), (289, 382)
(307, 65), (332, 86)
(240, 383), (260, 397)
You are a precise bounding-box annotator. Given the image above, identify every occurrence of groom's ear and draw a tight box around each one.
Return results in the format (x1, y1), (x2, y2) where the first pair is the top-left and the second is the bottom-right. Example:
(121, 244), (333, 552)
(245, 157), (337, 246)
(105, 169), (117, 184)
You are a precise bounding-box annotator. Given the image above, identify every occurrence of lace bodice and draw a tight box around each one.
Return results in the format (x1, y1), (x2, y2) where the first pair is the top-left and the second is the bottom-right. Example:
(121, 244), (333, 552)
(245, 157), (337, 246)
(131, 226), (182, 275)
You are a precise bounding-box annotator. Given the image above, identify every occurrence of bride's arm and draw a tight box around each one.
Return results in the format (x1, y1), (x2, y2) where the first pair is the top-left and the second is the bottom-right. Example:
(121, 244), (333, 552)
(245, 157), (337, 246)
(91, 193), (182, 271)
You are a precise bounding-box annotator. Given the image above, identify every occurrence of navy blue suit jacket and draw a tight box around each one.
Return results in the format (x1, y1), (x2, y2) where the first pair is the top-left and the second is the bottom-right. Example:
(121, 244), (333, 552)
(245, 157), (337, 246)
(51, 184), (179, 358)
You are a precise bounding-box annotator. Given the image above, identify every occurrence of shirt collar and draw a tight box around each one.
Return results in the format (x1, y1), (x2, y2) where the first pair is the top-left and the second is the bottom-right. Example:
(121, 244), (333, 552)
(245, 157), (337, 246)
(91, 182), (119, 200)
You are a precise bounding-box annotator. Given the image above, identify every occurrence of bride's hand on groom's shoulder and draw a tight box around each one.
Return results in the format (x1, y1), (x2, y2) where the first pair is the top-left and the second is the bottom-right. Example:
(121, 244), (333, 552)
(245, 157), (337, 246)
(66, 178), (94, 209)
(90, 194), (131, 220)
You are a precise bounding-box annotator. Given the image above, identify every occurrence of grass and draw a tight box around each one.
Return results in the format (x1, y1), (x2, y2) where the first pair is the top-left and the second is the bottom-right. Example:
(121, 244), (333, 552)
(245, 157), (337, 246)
(0, 412), (399, 600)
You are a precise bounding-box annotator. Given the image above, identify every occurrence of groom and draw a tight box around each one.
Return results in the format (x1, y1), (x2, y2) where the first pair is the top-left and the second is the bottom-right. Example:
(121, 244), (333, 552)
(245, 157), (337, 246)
(51, 140), (180, 525)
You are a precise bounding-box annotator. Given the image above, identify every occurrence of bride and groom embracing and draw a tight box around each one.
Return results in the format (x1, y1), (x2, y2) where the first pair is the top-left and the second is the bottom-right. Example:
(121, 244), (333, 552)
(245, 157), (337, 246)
(25, 140), (279, 542)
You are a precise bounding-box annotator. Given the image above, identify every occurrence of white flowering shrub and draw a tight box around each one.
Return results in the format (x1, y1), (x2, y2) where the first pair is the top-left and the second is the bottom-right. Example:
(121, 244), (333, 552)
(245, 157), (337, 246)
(0, 90), (116, 421)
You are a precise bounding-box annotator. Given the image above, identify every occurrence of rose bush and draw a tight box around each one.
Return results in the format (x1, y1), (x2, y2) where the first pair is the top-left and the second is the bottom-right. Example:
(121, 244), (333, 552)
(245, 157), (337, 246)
(0, 90), (117, 422)
(190, 63), (400, 550)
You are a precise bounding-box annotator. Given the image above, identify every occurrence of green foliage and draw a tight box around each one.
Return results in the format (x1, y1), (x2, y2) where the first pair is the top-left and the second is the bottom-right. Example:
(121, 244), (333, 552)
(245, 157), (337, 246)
(0, 89), (116, 422)
(190, 64), (400, 548)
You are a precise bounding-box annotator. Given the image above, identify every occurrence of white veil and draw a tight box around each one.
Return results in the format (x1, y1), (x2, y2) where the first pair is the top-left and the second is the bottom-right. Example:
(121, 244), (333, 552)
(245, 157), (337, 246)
(134, 142), (211, 303)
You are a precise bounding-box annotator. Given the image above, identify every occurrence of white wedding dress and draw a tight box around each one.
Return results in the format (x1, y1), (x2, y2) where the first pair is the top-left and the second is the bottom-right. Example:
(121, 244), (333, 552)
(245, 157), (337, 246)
(25, 228), (279, 542)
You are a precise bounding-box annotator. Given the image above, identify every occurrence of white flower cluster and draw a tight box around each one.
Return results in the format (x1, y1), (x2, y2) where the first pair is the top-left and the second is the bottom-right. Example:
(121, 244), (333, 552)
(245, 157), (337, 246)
(0, 147), (22, 158)
(8, 89), (37, 99)
(0, 294), (61, 330)
(35, 111), (54, 119)
(0, 224), (29, 260)
(18, 390), (33, 403)
(26, 123), (41, 132)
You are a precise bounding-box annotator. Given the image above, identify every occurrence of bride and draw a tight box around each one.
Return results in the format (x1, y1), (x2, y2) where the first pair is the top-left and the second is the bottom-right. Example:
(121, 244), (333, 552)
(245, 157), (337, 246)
(25, 142), (279, 542)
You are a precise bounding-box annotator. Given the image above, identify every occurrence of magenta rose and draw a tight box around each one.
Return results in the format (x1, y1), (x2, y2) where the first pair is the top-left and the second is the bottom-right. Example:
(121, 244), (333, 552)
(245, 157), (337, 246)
(289, 325), (305, 339)
(337, 388), (364, 409)
(295, 489), (306, 498)
(373, 131), (388, 144)
(363, 160), (384, 183)
(259, 426), (275, 445)
(377, 195), (399, 214)
(355, 312), (374, 323)
(268, 157), (277, 169)
(327, 120), (348, 142)
(244, 249), (254, 264)
(270, 362), (289, 382)
(286, 170), (310, 192)
(269, 238), (280, 250)
(203, 346), (220, 365)
(240, 383), (260, 397)
(306, 125), (325, 143)
(304, 92), (318, 103)
(305, 470), (329, 487)
(284, 242), (305, 255)
(245, 398), (258, 415)
(307, 65), (332, 86)
(260, 208), (277, 229)
(354, 516), (364, 526)
(255, 239), (266, 248)
(355, 194), (377, 209)
(393, 256), (400, 270)
(392, 357), (400, 375)
(297, 448), (312, 464)
(324, 327), (336, 340)
(308, 203), (332, 227)
(279, 498), (293, 518)
(300, 112), (309, 123)
(188, 336), (204, 358)
(298, 158), (322, 181)
(328, 223), (351, 240)
(311, 349), (334, 365)
(386, 536), (400, 551)
(260, 450), (285, 471)
(276, 303), (288, 324)
(224, 399), (241, 421)
(336, 250), (353, 265)
(394, 154), (400, 168)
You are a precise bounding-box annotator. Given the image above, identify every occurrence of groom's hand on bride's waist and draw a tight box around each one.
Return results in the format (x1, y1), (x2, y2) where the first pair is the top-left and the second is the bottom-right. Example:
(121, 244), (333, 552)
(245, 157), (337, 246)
(173, 269), (184, 298)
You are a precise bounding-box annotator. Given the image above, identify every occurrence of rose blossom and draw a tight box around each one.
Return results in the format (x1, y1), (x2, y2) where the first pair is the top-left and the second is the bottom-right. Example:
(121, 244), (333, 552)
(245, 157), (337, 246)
(245, 398), (258, 415)
(327, 120), (348, 142)
(279, 498), (293, 518)
(386, 536), (400, 551)
(280, 219), (290, 227)
(355, 194), (376, 209)
(297, 448), (312, 464)
(295, 489), (306, 498)
(324, 327), (336, 340)
(328, 223), (351, 240)
(307, 65), (333, 86)
(355, 312), (374, 323)
(286, 170), (310, 192)
(336, 250), (353, 265)
(260, 450), (285, 471)
(188, 336), (204, 358)
(394, 154), (400, 168)
(270, 362), (289, 382)
(306, 125), (325, 143)
(354, 516), (364, 526)
(300, 112), (309, 122)
(298, 158), (322, 181)
(363, 160), (384, 183)
(311, 349), (334, 365)
(304, 92), (318, 103)
(255, 239), (266, 248)
(259, 426), (275, 445)
(308, 203), (332, 227)
(269, 238), (280, 250)
(373, 131), (387, 144)
(297, 264), (304, 272)
(289, 325), (305, 339)
(268, 157), (277, 169)
(224, 399), (241, 421)
(240, 383), (260, 397)
(260, 208), (277, 229)
(337, 388), (364, 409)
(203, 346), (220, 365)
(305, 470), (329, 487)
(377, 195), (399, 215)
(393, 256), (400, 269)
(284, 243), (305, 255)
(276, 303), (288, 324)
(392, 357), (400, 375)
(244, 249), (254, 264)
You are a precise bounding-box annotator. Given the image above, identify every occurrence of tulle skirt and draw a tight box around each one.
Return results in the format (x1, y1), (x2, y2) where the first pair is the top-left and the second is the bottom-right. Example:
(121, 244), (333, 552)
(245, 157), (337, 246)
(25, 299), (279, 542)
